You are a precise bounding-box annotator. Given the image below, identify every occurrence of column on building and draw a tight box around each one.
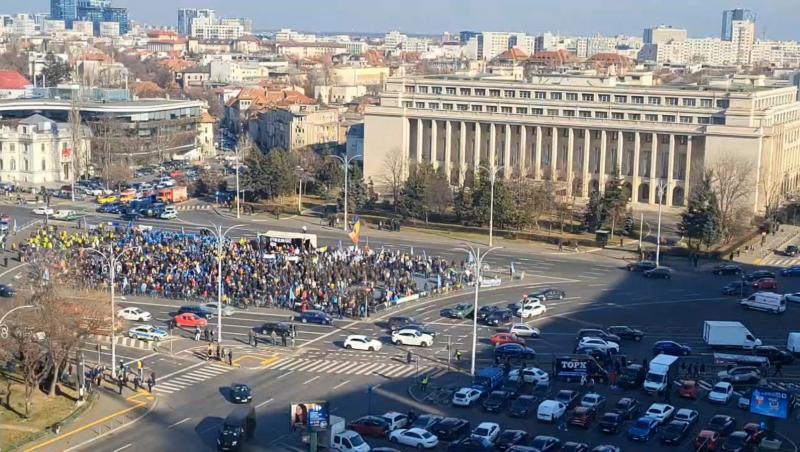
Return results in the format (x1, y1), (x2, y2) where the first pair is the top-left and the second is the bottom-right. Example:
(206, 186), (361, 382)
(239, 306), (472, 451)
(473, 122), (481, 179)
(649, 132), (658, 204)
(503, 124), (512, 178)
(430, 119), (438, 169)
(402, 116), (410, 166)
(633, 131), (641, 202)
(415, 118), (423, 162)
(566, 128), (575, 196)
(458, 121), (466, 185)
(598, 130), (607, 191)
(616, 131), (623, 174)
(684, 135), (693, 206)
(519, 125), (527, 177)
(551, 127), (558, 180)
(534, 125), (542, 180)
(581, 128), (591, 197)
(666, 134), (675, 205)
(488, 123), (497, 169)
(444, 120), (452, 182)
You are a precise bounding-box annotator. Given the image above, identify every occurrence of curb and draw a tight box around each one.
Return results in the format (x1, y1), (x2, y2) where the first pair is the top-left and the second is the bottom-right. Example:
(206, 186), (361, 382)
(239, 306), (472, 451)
(9, 393), (98, 451)
(61, 396), (159, 452)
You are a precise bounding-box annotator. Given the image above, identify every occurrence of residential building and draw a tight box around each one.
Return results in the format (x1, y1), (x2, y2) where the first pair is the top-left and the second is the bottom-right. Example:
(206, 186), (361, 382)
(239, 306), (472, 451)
(277, 42), (347, 59)
(0, 114), (92, 186)
(197, 111), (217, 158)
(275, 28), (316, 42)
(99, 21), (119, 37)
(250, 104), (340, 151)
(331, 67), (390, 86)
(43, 19), (66, 33)
(468, 31), (535, 61)
(722, 8), (755, 41)
(363, 73), (800, 215)
(0, 71), (32, 99)
(191, 17), (244, 40)
(209, 60), (269, 84)
(72, 20), (94, 36)
(643, 25), (688, 45)
(11, 14), (37, 36)
(314, 85), (367, 105)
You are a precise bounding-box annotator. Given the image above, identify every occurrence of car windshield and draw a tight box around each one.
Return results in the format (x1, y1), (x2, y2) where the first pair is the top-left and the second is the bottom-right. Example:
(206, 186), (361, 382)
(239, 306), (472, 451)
(421, 431), (433, 439)
(349, 435), (364, 446)
(664, 423), (684, 433)
(634, 419), (651, 429)
(645, 373), (664, 383)
(475, 427), (490, 435)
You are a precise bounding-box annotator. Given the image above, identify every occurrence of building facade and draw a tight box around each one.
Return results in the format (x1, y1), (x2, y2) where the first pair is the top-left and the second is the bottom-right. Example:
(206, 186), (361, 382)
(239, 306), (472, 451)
(722, 8), (755, 41)
(364, 74), (800, 214)
(250, 104), (340, 151)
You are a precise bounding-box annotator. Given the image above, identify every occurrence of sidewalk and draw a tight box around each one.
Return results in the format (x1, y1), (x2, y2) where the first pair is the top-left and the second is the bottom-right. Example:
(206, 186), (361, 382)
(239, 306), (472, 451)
(733, 225), (800, 265)
(22, 381), (156, 452)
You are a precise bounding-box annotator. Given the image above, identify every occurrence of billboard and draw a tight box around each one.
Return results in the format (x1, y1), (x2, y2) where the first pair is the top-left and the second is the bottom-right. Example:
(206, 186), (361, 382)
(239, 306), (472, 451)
(750, 387), (792, 419)
(290, 402), (330, 431)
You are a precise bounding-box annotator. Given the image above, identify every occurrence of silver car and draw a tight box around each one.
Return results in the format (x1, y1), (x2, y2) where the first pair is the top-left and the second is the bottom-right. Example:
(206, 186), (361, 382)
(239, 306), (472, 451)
(204, 303), (236, 316)
(717, 366), (761, 384)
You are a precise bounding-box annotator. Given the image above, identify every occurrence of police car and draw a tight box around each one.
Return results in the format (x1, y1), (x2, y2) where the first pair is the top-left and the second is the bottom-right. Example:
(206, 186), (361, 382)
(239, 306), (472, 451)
(128, 325), (169, 341)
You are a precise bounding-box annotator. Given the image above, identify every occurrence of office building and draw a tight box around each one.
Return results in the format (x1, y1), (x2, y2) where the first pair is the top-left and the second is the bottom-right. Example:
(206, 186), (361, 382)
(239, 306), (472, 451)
(363, 73), (800, 215)
(177, 8), (215, 37)
(722, 8), (755, 41)
(50, 0), (77, 27)
(643, 25), (687, 45)
(55, 0), (129, 36)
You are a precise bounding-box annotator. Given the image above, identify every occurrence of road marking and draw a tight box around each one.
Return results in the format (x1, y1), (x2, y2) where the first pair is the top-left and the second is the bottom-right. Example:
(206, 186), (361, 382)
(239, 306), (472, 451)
(157, 361), (205, 381)
(303, 375), (321, 385)
(333, 380), (350, 390)
(276, 370), (294, 379)
(256, 398), (274, 408)
(168, 417), (191, 429)
(112, 445), (132, 452)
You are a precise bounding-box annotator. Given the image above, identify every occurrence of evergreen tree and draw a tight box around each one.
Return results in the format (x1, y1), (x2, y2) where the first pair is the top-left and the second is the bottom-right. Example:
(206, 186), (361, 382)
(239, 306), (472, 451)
(678, 171), (720, 250)
(41, 52), (70, 87)
(601, 170), (629, 233)
(453, 183), (473, 224)
(399, 163), (430, 220)
(584, 190), (605, 231)
(471, 176), (514, 228)
(337, 164), (367, 213)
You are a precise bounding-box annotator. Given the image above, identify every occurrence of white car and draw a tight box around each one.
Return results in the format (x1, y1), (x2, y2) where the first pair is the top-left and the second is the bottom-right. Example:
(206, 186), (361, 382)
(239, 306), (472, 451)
(577, 337), (620, 353)
(344, 335), (382, 351)
(203, 302), (236, 316)
(51, 209), (75, 220)
(784, 292), (800, 303)
(380, 411), (408, 431)
(392, 329), (433, 347)
(389, 428), (439, 449)
(160, 207), (178, 220)
(708, 382), (734, 404)
(674, 408), (699, 425)
(32, 207), (54, 216)
(471, 422), (500, 444)
(645, 403), (675, 424)
(580, 393), (606, 409)
(452, 387), (482, 406)
(537, 400), (567, 422)
(117, 307), (152, 322)
(521, 367), (550, 384)
(128, 324), (168, 341)
(510, 324), (541, 337)
(517, 300), (547, 319)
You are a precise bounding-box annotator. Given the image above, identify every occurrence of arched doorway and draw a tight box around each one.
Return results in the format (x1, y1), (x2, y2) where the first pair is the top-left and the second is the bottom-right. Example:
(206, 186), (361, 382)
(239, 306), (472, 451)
(638, 183), (650, 203)
(672, 186), (685, 206)
(622, 182), (633, 202)
(589, 179), (600, 194)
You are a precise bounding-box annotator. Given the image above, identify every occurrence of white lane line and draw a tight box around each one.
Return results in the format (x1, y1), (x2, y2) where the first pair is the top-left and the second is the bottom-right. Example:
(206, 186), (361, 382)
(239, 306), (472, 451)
(303, 375), (321, 385)
(157, 361), (205, 381)
(112, 444), (133, 452)
(256, 398), (274, 408)
(276, 371), (294, 379)
(357, 363), (385, 375)
(347, 362), (376, 374)
(329, 362), (358, 373)
(332, 380), (350, 390)
(168, 417), (192, 429)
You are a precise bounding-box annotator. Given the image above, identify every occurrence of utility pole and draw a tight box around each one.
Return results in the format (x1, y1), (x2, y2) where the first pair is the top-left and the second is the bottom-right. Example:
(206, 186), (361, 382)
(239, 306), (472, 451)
(329, 154), (361, 232)
(204, 223), (244, 343)
(479, 164), (504, 247)
(656, 181), (667, 266)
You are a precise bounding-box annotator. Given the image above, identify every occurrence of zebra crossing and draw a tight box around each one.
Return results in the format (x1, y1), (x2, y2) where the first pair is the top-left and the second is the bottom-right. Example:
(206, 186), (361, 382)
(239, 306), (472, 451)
(175, 204), (212, 211)
(154, 363), (232, 395)
(759, 255), (800, 268)
(263, 357), (449, 379)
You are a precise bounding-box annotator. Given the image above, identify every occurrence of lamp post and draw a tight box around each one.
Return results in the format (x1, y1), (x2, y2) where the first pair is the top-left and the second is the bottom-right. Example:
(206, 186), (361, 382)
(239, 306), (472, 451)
(328, 154), (362, 232)
(655, 180), (667, 266)
(456, 244), (503, 376)
(82, 244), (140, 370)
(202, 223), (245, 344)
(479, 164), (504, 247)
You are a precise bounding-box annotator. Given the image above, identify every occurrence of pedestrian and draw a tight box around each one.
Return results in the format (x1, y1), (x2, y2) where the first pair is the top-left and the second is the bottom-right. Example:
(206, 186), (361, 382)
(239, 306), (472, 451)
(580, 374), (587, 390)
(210, 329), (215, 342)
(588, 377), (595, 391)
(455, 350), (462, 362)
(774, 361), (783, 377)
(137, 360), (143, 379)
(248, 330), (253, 347)
(216, 344), (221, 360)
(118, 377), (124, 394)
(151, 371), (156, 386)
(133, 375), (140, 391)
(271, 331), (277, 345)
(730, 252), (735, 261)
(228, 349), (233, 366)
(146, 376), (153, 393)
(609, 370), (618, 389)
(407, 351), (412, 365)
(203, 328), (209, 341)
(420, 375), (429, 392)
(207, 344), (213, 361)
(194, 327), (201, 341)
(281, 333), (287, 347)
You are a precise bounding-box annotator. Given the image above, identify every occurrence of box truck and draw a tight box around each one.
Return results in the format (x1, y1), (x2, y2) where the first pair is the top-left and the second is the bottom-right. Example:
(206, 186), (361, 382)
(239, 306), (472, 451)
(703, 321), (762, 350)
(643, 354), (679, 393)
(788, 332), (800, 355)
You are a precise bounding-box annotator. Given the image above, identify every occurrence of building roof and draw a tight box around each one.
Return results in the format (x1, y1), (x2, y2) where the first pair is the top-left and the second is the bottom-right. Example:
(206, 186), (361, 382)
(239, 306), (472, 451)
(587, 52), (635, 66)
(199, 111), (217, 123)
(529, 49), (576, 66)
(19, 114), (54, 125)
(496, 48), (529, 61)
(0, 71), (31, 90)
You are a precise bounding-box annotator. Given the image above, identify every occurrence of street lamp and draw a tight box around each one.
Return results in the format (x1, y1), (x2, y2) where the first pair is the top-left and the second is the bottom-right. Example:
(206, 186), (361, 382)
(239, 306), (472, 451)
(655, 180), (667, 266)
(202, 223), (245, 344)
(479, 164), (504, 247)
(328, 154), (362, 232)
(82, 244), (140, 370)
(456, 244), (503, 377)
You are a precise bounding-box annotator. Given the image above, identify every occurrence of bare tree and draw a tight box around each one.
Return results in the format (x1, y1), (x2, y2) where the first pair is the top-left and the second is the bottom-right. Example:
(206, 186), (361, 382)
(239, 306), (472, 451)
(380, 150), (407, 212)
(709, 156), (754, 242)
(759, 165), (785, 220)
(5, 313), (49, 418)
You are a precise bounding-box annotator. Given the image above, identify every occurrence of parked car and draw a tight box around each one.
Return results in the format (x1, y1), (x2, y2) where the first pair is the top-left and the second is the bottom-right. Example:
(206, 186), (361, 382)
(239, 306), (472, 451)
(628, 416), (661, 442)
(618, 364), (645, 389)
(470, 422), (500, 444)
(537, 400), (567, 423)
(555, 389), (580, 408)
(452, 387), (482, 407)
(389, 428), (439, 449)
(580, 393), (606, 410)
(567, 406), (596, 429)
(613, 397), (641, 420)
(495, 430), (529, 451)
(753, 345), (794, 364)
(706, 415), (737, 436)
(509, 324), (540, 338)
(577, 337), (619, 353)
(484, 309), (513, 326)
(606, 325), (644, 341)
(576, 329), (621, 343)
(673, 408), (699, 427)
(530, 436), (561, 451)
(482, 390), (510, 413)
(717, 366), (761, 384)
(598, 412), (625, 434)
(561, 443), (590, 452)
(752, 277), (777, 290)
(694, 430), (721, 451)
(721, 431), (751, 452)
(430, 417), (470, 442)
(708, 382), (735, 404)
(508, 395), (538, 418)
(410, 414), (442, 431)
(645, 403), (675, 424)
(659, 420), (691, 445)
(679, 380), (702, 399)
(381, 412), (409, 431)
(744, 270), (776, 282)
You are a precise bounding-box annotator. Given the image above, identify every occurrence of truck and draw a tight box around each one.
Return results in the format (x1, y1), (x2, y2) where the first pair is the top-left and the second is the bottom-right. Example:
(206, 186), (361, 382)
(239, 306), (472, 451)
(643, 354), (679, 394)
(312, 415), (369, 451)
(554, 355), (608, 383)
(703, 320), (762, 350)
(157, 186), (188, 204)
(472, 366), (505, 393)
(788, 332), (800, 355)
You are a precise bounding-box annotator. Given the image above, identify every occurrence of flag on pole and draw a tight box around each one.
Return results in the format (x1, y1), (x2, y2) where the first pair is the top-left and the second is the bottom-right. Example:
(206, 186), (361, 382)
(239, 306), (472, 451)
(511, 262), (516, 274)
(422, 250), (427, 259)
(348, 215), (361, 245)
(437, 274), (442, 289)
(410, 246), (414, 255)
(338, 240), (343, 250)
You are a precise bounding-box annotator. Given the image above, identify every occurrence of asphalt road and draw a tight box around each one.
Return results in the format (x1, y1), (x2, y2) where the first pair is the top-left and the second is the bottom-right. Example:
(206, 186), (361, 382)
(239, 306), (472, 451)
(3, 200), (800, 451)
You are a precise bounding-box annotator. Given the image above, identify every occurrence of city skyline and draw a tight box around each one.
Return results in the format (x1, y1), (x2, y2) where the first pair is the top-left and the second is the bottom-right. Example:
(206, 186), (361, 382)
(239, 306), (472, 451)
(5, 0), (800, 40)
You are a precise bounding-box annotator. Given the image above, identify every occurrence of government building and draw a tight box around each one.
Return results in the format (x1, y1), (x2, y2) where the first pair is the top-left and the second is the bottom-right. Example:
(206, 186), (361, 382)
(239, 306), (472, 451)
(364, 72), (800, 214)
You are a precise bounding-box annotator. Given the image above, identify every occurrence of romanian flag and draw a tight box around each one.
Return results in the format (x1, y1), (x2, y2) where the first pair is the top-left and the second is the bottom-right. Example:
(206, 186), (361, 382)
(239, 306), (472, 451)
(349, 215), (361, 245)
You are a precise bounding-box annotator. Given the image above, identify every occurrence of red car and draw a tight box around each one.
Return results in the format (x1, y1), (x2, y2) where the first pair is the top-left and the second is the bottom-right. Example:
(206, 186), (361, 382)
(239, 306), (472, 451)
(490, 333), (524, 346)
(694, 430), (720, 451)
(743, 423), (767, 444)
(679, 380), (701, 399)
(173, 313), (208, 328)
(346, 416), (390, 438)
(567, 406), (596, 429)
(753, 278), (777, 290)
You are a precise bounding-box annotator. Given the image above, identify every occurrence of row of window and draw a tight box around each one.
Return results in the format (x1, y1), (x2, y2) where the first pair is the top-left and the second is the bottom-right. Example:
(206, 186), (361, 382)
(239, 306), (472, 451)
(0, 159), (45, 171)
(405, 85), (728, 109)
(403, 101), (725, 125)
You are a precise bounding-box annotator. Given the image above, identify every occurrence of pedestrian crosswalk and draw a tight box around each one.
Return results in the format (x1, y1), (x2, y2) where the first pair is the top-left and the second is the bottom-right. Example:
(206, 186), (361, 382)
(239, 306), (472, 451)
(759, 255), (799, 268)
(175, 204), (212, 211)
(154, 363), (232, 394)
(262, 357), (449, 379)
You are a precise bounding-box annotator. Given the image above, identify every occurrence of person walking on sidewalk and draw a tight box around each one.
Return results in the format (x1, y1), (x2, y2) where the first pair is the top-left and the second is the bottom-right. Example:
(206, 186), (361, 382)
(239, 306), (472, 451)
(137, 360), (143, 379)
(228, 349), (233, 366)
(146, 376), (153, 393)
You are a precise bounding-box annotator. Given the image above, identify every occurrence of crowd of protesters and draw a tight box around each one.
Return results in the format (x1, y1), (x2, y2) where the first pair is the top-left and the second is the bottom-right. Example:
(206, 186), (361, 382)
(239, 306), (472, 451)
(20, 224), (472, 317)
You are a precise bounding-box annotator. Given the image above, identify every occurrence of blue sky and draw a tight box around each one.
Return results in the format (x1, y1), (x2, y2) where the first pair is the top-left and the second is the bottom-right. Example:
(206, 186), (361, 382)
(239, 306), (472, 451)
(8, 0), (800, 40)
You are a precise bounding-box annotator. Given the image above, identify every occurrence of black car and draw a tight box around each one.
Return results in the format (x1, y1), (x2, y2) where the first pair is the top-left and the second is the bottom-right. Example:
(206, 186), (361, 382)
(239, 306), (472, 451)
(743, 270), (776, 283)
(626, 260), (657, 272)
(706, 415), (737, 436)
(447, 437), (493, 451)
(482, 390), (510, 412)
(410, 414), (442, 430)
(229, 383), (252, 403)
(430, 417), (471, 442)
(618, 364), (645, 389)
(260, 322), (291, 336)
(555, 389), (579, 408)
(713, 264), (742, 275)
(785, 245), (799, 257)
(576, 329), (621, 343)
(177, 305), (214, 320)
(388, 316), (417, 331)
(574, 346), (612, 365)
(644, 267), (672, 279)
(440, 304), (473, 319)
(484, 309), (513, 326)
(527, 288), (566, 301)
(495, 429), (529, 451)
(530, 435), (561, 452)
(0, 284), (16, 298)
(722, 281), (750, 296)
(299, 310), (332, 325)
(495, 343), (537, 361)
(613, 397), (641, 420)
(721, 431), (751, 452)
(598, 411), (625, 434)
(509, 395), (538, 418)
(561, 443), (589, 452)
(659, 420), (691, 444)
(500, 379), (523, 398)
(606, 325), (644, 341)
(477, 306), (499, 321)
(753, 345), (795, 365)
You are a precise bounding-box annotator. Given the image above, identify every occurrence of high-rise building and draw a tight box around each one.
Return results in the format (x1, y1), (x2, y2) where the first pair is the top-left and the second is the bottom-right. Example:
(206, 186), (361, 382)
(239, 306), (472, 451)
(178, 8), (214, 37)
(50, 0), (77, 27)
(643, 25), (687, 45)
(721, 8), (755, 41)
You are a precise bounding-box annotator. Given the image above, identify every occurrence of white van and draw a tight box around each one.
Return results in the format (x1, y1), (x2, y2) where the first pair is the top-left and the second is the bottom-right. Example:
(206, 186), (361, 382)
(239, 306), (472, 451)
(536, 400), (566, 422)
(788, 332), (800, 355)
(740, 292), (786, 314)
